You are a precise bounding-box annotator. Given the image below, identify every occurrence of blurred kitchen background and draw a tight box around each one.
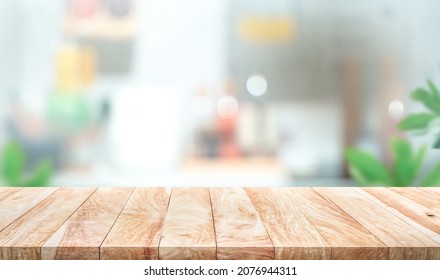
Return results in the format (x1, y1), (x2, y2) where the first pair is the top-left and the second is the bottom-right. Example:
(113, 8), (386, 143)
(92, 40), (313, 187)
(1, 0), (440, 187)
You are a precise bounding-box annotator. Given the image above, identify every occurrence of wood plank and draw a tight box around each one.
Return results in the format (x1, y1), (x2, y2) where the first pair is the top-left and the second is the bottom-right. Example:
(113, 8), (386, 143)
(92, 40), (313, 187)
(389, 187), (440, 213)
(159, 188), (215, 260)
(427, 187), (440, 195)
(0, 187), (438, 260)
(0, 188), (95, 259)
(359, 188), (440, 242)
(246, 188), (330, 259)
(100, 188), (170, 260)
(210, 188), (274, 260)
(354, 188), (440, 245)
(42, 188), (134, 260)
(286, 188), (387, 259)
(0, 188), (23, 201)
(0, 187), (58, 232)
(319, 187), (440, 259)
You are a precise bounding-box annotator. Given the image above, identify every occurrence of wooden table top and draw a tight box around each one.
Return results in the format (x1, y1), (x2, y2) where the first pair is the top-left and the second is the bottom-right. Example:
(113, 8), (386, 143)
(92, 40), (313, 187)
(0, 187), (439, 260)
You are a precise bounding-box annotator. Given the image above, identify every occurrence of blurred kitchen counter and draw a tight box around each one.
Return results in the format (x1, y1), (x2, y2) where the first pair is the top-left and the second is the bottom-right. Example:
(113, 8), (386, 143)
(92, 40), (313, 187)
(51, 157), (291, 187)
(180, 156), (283, 172)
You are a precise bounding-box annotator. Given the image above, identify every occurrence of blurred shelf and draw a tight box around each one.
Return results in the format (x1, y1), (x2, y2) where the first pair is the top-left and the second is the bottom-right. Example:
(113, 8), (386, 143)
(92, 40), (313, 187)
(63, 12), (136, 40)
(180, 156), (282, 171)
(51, 157), (290, 187)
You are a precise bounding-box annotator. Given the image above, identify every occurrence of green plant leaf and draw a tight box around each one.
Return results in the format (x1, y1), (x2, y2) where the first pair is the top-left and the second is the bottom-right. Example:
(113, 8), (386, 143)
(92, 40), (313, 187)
(428, 80), (440, 101)
(397, 113), (436, 132)
(420, 161), (440, 186)
(390, 138), (426, 186)
(345, 148), (394, 186)
(348, 165), (372, 186)
(412, 145), (427, 178)
(411, 88), (440, 114)
(390, 138), (414, 186)
(434, 134), (440, 149)
(1, 141), (25, 186)
(22, 159), (53, 187)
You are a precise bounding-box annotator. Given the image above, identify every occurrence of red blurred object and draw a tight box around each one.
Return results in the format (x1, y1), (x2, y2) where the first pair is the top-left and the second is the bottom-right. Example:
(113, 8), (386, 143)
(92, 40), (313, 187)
(217, 115), (235, 134)
(70, 0), (100, 18)
(216, 79), (241, 158)
(218, 135), (241, 157)
(217, 116), (240, 157)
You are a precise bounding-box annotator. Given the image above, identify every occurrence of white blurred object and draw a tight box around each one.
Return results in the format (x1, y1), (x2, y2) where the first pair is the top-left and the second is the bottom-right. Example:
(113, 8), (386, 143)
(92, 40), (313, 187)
(246, 74), (268, 97)
(192, 95), (214, 120)
(19, 87), (47, 117)
(275, 102), (342, 177)
(263, 104), (279, 152)
(109, 86), (181, 171)
(237, 102), (279, 155)
(388, 100), (405, 119)
(237, 103), (258, 153)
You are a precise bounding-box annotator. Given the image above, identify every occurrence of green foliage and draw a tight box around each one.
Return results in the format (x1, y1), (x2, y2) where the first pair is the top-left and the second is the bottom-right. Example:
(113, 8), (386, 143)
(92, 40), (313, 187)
(397, 113), (436, 133)
(346, 79), (440, 186)
(48, 92), (92, 135)
(345, 138), (440, 186)
(23, 159), (53, 187)
(420, 162), (440, 186)
(411, 88), (440, 114)
(390, 138), (426, 186)
(398, 80), (440, 146)
(345, 149), (393, 186)
(428, 80), (440, 100)
(1, 141), (24, 186)
(0, 141), (53, 187)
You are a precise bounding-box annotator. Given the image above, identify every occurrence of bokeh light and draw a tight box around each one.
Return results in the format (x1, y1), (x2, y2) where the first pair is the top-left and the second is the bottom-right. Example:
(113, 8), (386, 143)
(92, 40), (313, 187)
(246, 74), (268, 97)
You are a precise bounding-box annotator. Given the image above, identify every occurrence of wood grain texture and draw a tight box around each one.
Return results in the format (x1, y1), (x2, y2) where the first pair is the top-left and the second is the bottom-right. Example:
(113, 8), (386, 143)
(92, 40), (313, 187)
(0, 188), (23, 200)
(359, 188), (440, 242)
(354, 188), (440, 245)
(159, 188), (215, 260)
(0, 187), (58, 232)
(286, 188), (387, 259)
(1, 187), (439, 260)
(211, 188), (274, 260)
(42, 188), (134, 260)
(319, 187), (440, 259)
(389, 187), (440, 214)
(0, 188), (95, 259)
(427, 187), (440, 195)
(100, 188), (170, 260)
(246, 188), (330, 259)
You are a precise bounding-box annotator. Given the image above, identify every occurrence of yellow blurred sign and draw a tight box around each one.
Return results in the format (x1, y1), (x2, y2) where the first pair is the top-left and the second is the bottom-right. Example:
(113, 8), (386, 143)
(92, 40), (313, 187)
(238, 16), (296, 43)
(56, 45), (96, 92)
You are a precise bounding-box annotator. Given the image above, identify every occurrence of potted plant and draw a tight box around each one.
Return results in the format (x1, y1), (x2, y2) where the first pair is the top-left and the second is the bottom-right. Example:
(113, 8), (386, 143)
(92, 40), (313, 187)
(346, 80), (440, 187)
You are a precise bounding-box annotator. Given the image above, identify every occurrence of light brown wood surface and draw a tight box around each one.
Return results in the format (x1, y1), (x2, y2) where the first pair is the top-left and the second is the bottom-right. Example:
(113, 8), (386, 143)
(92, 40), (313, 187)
(159, 188), (216, 260)
(0, 187), (22, 200)
(319, 187), (440, 259)
(354, 188), (440, 245)
(363, 188), (440, 236)
(390, 187), (440, 214)
(0, 188), (95, 259)
(100, 188), (170, 260)
(42, 188), (134, 260)
(0, 187), (439, 260)
(246, 188), (330, 259)
(0, 187), (58, 232)
(211, 188), (274, 260)
(286, 188), (387, 259)
(427, 187), (440, 195)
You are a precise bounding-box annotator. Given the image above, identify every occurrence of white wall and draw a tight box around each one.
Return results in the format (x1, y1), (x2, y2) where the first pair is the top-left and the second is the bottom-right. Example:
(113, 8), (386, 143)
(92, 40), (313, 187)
(133, 0), (226, 88)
